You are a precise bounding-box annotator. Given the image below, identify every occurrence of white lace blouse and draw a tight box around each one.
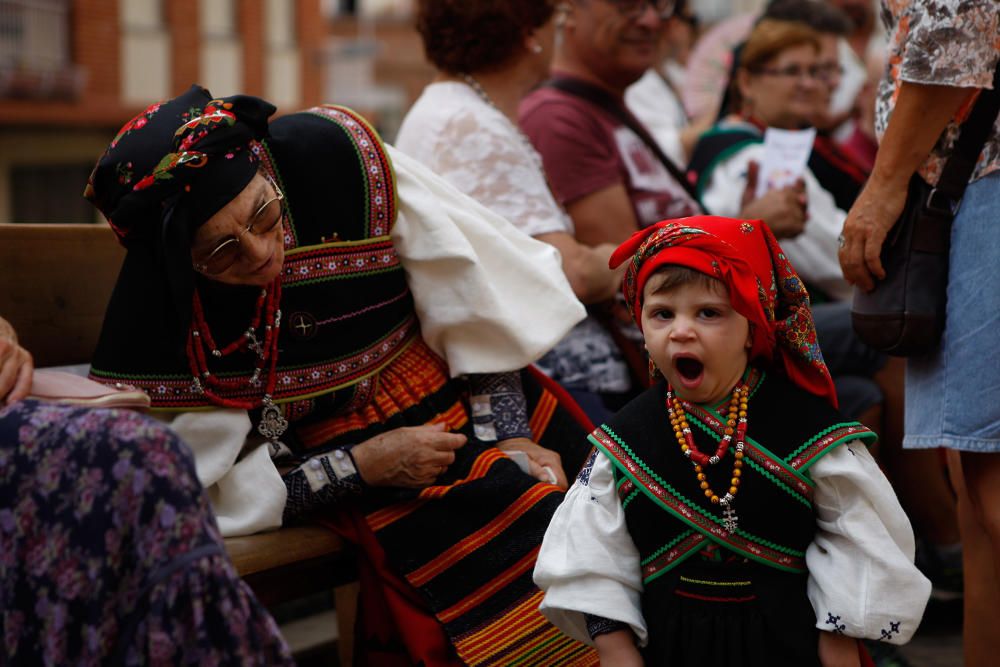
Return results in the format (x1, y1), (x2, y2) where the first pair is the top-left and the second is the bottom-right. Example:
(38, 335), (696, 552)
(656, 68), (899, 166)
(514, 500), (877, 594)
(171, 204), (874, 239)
(396, 81), (631, 395)
(395, 81), (574, 239)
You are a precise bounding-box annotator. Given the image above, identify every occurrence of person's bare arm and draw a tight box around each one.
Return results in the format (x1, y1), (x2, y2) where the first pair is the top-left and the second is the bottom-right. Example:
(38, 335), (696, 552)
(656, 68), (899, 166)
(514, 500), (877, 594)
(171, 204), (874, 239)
(0, 316), (32, 405)
(594, 630), (644, 666)
(533, 231), (622, 304)
(818, 631), (860, 667)
(838, 82), (974, 291)
(565, 182), (642, 247)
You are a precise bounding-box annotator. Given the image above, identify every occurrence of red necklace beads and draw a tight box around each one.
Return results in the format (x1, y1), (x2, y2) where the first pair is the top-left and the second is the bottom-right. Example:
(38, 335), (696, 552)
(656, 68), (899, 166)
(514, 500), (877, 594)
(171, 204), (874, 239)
(186, 278), (283, 411)
(667, 384), (749, 512)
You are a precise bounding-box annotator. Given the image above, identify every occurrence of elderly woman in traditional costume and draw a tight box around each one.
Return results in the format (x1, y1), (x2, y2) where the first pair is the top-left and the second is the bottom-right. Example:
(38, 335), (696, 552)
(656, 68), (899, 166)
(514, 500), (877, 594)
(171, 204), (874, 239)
(84, 85), (597, 666)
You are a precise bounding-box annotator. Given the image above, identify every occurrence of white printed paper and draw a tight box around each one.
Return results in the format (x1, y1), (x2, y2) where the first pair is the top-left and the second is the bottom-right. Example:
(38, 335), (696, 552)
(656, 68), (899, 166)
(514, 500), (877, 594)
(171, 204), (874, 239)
(755, 126), (817, 198)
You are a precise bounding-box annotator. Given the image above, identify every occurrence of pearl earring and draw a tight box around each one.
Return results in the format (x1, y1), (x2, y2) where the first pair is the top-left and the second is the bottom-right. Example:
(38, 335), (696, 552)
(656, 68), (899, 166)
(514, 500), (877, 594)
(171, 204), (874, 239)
(530, 42), (543, 54)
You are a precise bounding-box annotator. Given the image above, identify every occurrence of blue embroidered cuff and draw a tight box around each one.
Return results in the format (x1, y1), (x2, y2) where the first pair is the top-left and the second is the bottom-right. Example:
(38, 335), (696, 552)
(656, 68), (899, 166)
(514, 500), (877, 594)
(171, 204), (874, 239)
(584, 613), (629, 640)
(466, 371), (532, 442)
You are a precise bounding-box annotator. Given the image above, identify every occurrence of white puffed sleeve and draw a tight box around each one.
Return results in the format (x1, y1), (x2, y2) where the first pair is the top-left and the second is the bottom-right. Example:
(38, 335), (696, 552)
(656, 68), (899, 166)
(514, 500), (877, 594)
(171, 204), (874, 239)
(534, 452), (647, 646)
(699, 143), (852, 301)
(387, 145), (586, 376)
(157, 410), (287, 537)
(806, 442), (931, 644)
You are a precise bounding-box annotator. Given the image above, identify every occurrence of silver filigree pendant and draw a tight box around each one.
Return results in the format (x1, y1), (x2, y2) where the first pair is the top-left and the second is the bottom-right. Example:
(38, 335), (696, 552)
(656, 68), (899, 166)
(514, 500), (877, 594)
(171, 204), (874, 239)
(722, 504), (739, 534)
(258, 395), (288, 442)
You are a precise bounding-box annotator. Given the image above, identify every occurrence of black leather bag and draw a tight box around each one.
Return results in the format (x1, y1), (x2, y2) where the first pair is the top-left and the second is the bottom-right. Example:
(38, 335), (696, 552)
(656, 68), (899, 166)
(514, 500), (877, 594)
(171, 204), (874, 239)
(850, 175), (954, 355)
(851, 67), (1000, 357)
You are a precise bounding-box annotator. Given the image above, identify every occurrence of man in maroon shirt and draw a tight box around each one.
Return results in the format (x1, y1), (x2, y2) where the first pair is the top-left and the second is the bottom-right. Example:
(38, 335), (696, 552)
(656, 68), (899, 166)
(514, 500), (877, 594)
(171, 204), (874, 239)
(520, 0), (806, 247)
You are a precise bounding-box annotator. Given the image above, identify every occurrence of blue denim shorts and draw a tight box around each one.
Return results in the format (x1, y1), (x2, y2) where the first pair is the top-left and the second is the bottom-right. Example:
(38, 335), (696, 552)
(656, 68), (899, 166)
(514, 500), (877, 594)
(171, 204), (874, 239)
(905, 171), (1000, 452)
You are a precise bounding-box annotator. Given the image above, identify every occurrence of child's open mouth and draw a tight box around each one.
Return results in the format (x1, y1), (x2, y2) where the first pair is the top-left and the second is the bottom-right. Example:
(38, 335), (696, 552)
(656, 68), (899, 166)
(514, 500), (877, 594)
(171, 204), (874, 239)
(674, 356), (704, 387)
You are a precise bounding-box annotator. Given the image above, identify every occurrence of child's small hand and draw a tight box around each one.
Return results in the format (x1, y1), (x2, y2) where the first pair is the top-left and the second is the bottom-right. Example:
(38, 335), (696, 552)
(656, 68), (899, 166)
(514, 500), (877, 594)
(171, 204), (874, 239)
(594, 629), (644, 667)
(818, 631), (861, 667)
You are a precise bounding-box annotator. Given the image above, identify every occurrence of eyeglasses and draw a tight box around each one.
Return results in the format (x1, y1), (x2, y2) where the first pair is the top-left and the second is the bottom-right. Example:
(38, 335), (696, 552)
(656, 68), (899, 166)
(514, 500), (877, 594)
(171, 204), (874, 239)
(814, 62), (844, 83)
(752, 64), (826, 81)
(192, 175), (285, 275)
(606, 0), (676, 19)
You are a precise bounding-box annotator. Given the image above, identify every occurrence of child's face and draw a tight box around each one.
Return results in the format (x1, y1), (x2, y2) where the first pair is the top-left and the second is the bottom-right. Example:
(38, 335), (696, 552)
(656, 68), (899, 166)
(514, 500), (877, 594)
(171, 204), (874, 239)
(641, 277), (752, 405)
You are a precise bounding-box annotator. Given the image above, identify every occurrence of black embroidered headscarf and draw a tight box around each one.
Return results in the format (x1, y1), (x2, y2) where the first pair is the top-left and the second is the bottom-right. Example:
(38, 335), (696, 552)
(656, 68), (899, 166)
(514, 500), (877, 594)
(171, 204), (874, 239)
(86, 87), (415, 422)
(86, 84), (275, 246)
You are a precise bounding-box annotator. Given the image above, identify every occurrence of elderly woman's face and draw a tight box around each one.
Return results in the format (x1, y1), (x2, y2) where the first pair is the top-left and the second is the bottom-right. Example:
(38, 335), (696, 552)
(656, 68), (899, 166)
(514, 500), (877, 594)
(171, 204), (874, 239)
(739, 43), (822, 129)
(190, 173), (286, 287)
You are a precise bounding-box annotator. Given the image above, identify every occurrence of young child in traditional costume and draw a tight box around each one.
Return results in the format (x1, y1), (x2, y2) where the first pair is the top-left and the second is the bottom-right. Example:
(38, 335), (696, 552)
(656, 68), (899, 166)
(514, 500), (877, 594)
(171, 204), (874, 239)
(534, 216), (931, 666)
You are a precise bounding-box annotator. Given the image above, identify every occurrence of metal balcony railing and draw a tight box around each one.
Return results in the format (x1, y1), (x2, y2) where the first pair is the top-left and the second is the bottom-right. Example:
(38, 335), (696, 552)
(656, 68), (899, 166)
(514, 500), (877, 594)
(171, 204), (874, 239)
(0, 0), (85, 99)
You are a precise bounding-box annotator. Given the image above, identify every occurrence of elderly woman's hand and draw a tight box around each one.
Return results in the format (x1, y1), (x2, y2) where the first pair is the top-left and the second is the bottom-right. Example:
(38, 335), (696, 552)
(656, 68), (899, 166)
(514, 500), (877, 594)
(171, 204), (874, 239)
(0, 317), (33, 405)
(838, 176), (908, 292)
(350, 423), (467, 488)
(498, 437), (568, 489)
(738, 162), (808, 239)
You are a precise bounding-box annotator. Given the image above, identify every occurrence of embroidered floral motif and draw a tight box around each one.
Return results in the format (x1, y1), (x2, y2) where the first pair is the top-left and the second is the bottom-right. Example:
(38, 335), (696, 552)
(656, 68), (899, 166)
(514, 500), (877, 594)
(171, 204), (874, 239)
(109, 103), (163, 149)
(879, 621), (902, 642)
(826, 613), (846, 634)
(577, 448), (598, 486)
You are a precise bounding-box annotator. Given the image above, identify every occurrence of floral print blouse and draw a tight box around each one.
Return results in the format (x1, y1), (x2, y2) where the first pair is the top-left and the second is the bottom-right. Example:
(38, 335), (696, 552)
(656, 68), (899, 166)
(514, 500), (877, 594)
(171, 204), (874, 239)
(877, 0), (1000, 184)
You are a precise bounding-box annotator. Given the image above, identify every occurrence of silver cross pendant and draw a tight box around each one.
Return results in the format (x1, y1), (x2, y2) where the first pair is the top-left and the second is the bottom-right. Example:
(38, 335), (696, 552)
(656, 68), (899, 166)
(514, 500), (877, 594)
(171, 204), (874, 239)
(722, 504), (739, 534)
(258, 396), (288, 442)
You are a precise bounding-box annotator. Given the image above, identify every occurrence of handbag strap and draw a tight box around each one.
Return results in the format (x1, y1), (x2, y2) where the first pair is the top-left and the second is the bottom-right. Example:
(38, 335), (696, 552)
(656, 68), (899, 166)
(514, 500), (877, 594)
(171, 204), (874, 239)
(933, 63), (1000, 204)
(543, 75), (704, 207)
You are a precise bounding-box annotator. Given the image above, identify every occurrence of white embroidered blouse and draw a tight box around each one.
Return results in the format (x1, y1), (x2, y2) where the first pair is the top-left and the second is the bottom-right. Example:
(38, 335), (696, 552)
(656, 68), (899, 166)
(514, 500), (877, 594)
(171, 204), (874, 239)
(534, 444), (931, 647)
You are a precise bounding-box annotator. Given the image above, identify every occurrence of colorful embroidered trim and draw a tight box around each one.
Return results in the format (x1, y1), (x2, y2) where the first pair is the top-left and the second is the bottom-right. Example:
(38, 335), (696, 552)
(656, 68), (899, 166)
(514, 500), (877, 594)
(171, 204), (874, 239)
(281, 238), (401, 285)
(91, 318), (418, 409)
(591, 427), (807, 573)
(306, 105), (397, 238)
(674, 590), (757, 603)
(786, 423), (875, 471)
(616, 476), (636, 502)
(642, 531), (705, 584)
(452, 589), (598, 666)
(685, 402), (816, 505)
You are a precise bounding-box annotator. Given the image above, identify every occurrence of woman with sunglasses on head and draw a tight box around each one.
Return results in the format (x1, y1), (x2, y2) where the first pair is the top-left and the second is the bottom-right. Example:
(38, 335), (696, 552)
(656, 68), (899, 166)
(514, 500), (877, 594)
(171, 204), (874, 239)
(85, 85), (598, 666)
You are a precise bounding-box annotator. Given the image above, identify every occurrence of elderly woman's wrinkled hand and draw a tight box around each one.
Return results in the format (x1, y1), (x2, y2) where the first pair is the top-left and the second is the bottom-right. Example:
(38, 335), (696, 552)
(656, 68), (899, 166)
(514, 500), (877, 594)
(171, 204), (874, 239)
(838, 178), (908, 292)
(351, 423), (467, 488)
(498, 437), (568, 489)
(0, 318), (32, 405)
(739, 163), (807, 240)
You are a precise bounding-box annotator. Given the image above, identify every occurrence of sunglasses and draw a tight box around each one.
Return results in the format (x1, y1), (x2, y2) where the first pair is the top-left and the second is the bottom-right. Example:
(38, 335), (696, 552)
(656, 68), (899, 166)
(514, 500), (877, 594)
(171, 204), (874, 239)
(192, 174), (285, 276)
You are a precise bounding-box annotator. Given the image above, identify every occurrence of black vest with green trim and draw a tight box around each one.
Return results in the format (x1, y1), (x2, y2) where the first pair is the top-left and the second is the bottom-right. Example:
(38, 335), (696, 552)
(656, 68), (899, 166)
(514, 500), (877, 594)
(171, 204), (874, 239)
(589, 368), (875, 583)
(590, 370), (874, 663)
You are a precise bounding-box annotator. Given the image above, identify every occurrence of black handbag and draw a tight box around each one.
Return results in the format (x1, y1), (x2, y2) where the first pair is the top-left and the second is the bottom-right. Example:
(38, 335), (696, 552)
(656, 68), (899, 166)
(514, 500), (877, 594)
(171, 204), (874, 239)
(851, 68), (1000, 356)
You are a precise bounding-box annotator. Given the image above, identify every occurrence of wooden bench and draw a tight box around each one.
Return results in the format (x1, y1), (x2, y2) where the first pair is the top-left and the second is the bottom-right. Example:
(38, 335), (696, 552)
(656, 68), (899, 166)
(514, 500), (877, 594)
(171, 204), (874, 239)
(0, 222), (356, 661)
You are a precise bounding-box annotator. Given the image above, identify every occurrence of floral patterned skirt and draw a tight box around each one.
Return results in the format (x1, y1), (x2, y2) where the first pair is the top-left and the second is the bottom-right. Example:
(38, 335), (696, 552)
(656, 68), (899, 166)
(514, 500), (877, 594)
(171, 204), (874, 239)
(0, 399), (294, 666)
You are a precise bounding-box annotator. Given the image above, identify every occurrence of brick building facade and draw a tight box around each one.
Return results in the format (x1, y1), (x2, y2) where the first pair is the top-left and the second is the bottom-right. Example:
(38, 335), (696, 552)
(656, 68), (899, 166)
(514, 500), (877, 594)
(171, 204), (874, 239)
(0, 0), (327, 224)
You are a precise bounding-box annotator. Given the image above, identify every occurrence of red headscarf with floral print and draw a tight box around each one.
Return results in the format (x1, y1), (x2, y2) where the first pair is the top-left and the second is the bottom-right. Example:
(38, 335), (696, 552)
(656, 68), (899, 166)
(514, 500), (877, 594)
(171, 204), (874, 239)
(610, 216), (837, 407)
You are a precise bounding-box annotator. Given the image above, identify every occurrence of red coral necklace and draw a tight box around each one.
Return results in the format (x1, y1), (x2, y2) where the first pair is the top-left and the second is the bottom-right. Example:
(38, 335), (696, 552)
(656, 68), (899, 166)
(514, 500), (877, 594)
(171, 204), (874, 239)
(667, 383), (749, 533)
(186, 278), (287, 442)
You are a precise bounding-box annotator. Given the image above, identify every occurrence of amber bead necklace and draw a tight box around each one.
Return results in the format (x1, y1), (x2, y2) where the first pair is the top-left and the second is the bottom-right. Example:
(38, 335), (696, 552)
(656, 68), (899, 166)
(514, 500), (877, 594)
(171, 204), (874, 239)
(667, 383), (749, 533)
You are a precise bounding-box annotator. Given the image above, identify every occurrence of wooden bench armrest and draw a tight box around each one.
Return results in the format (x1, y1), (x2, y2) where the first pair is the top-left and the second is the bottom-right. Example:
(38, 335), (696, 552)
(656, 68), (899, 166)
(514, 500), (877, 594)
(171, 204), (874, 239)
(223, 524), (356, 607)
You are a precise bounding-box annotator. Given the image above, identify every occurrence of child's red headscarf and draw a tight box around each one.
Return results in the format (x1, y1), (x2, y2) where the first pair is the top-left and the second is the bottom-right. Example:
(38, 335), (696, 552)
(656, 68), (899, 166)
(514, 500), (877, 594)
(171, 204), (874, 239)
(610, 216), (837, 408)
